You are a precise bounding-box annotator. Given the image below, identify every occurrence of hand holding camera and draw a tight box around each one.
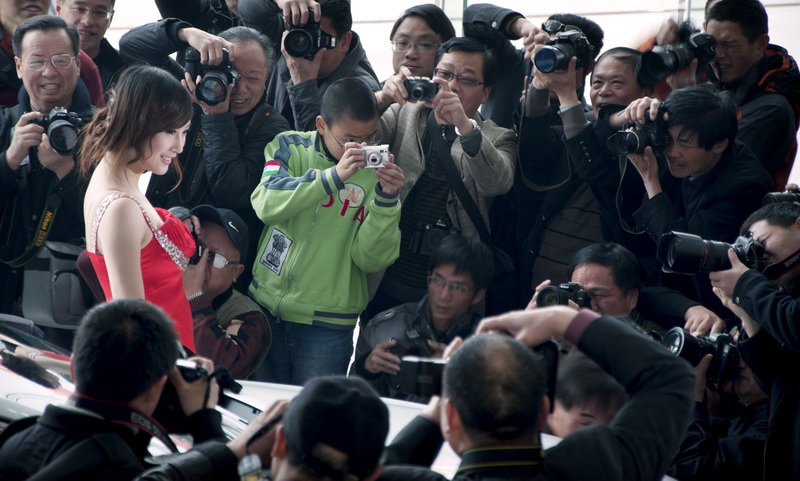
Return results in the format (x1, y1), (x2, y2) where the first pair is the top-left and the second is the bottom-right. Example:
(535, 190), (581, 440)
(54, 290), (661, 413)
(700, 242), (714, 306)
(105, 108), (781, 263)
(431, 77), (472, 134)
(277, 0), (321, 27)
(364, 340), (402, 375)
(178, 27), (235, 66)
(168, 357), (220, 416)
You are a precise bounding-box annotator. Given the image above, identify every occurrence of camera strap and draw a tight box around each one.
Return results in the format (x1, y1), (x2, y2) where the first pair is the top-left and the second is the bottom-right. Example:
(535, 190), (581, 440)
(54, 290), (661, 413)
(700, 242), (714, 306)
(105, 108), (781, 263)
(425, 111), (492, 246)
(0, 187), (62, 269)
(761, 246), (800, 280)
(68, 393), (179, 453)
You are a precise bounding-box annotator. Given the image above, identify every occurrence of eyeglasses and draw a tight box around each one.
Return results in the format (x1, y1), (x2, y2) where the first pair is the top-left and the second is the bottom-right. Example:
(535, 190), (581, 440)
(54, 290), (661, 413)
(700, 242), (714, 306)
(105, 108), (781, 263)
(433, 68), (484, 88)
(22, 54), (76, 71)
(65, 2), (113, 20)
(391, 41), (441, 54)
(328, 128), (380, 148)
(207, 252), (239, 269)
(427, 275), (472, 295)
(541, 19), (583, 36)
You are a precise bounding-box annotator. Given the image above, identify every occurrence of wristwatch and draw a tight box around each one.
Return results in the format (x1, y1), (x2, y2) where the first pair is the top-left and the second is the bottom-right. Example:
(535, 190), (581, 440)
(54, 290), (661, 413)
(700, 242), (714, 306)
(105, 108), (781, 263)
(455, 119), (481, 139)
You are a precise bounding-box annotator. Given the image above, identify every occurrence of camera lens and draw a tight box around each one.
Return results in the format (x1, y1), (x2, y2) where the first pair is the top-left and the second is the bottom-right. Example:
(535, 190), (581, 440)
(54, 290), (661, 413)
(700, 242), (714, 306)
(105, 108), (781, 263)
(534, 45), (573, 73)
(368, 152), (380, 165)
(536, 286), (566, 307)
(410, 85), (427, 101)
(607, 130), (644, 155)
(285, 29), (314, 59)
(665, 234), (733, 273)
(197, 72), (229, 106)
(48, 120), (78, 156)
(661, 327), (715, 366)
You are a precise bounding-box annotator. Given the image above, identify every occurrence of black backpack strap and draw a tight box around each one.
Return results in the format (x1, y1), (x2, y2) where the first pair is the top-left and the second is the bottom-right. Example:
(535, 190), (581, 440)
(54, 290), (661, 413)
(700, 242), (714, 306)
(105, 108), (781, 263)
(425, 111), (492, 246)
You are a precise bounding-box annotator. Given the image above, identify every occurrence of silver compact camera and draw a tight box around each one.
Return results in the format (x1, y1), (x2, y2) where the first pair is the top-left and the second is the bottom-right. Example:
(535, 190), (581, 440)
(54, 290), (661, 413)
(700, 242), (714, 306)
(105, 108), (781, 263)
(361, 144), (390, 168)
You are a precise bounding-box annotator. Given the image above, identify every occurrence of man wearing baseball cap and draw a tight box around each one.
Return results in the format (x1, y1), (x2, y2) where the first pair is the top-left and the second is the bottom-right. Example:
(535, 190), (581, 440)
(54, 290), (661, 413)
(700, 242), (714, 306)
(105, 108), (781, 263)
(184, 204), (271, 379)
(270, 376), (389, 481)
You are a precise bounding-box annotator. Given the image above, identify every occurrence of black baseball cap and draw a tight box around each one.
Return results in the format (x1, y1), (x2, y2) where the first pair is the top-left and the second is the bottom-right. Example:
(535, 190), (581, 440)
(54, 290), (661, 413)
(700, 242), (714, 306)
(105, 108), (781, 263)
(282, 376), (389, 480)
(190, 205), (249, 261)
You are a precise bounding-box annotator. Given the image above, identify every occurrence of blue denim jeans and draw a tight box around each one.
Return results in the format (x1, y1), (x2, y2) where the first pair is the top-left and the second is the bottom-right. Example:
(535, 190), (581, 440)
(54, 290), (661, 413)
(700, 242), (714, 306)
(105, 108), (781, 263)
(250, 306), (354, 386)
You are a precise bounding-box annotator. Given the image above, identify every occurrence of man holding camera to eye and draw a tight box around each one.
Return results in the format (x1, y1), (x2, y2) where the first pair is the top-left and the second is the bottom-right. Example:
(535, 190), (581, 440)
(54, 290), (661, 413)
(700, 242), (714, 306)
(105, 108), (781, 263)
(120, 19), (290, 290)
(0, 16), (94, 318)
(624, 86), (772, 322)
(0, 298), (285, 480)
(379, 306), (695, 481)
(656, 0), (799, 190)
(182, 205), (271, 380)
(238, 0), (379, 132)
(351, 235), (492, 400)
(365, 36), (516, 320)
(708, 202), (800, 479)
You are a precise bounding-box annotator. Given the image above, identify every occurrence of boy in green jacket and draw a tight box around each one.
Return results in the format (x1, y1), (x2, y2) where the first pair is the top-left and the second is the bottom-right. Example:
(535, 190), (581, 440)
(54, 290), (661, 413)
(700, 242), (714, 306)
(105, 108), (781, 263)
(250, 77), (405, 385)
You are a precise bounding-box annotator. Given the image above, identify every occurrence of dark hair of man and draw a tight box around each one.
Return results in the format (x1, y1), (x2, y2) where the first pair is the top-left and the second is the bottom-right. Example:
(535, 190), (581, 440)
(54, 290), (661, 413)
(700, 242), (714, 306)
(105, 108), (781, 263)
(319, 0), (352, 39)
(663, 85), (737, 150)
(79, 65), (193, 182)
(320, 77), (378, 126)
(707, 0), (769, 42)
(72, 299), (180, 403)
(427, 234), (494, 291)
(555, 352), (627, 414)
(435, 36), (497, 87)
(593, 47), (654, 90)
(567, 242), (642, 294)
(547, 13), (604, 61)
(389, 4), (456, 43)
(220, 26), (275, 71)
(444, 334), (547, 443)
(741, 202), (800, 235)
(12, 15), (80, 57)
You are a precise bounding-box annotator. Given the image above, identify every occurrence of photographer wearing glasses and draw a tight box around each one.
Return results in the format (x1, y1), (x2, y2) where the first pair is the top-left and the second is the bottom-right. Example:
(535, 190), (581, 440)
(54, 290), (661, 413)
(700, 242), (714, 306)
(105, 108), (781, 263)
(182, 205), (271, 380)
(367, 37), (516, 321)
(56, 0), (122, 90)
(352, 234), (492, 400)
(0, 16), (94, 318)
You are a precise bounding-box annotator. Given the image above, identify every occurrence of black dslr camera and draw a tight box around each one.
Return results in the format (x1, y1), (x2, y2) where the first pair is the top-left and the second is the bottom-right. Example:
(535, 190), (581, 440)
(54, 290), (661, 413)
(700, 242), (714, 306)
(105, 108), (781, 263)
(533, 30), (594, 73)
(657, 231), (765, 275)
(409, 218), (458, 256)
(640, 22), (717, 85)
(661, 327), (739, 390)
(607, 108), (670, 156)
(536, 282), (591, 308)
(763, 186), (800, 205)
(284, 16), (337, 60)
(389, 329), (434, 358)
(31, 107), (83, 156)
(185, 47), (240, 106)
(404, 77), (439, 102)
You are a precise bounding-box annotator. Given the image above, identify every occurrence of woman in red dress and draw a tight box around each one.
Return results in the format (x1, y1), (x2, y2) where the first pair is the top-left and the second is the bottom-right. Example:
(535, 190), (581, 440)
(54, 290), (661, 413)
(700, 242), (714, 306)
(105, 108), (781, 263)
(80, 65), (197, 351)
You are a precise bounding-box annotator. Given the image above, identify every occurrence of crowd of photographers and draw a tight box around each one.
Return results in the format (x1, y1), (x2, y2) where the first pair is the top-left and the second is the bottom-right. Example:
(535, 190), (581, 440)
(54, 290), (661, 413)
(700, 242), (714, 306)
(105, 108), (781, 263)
(1, 0), (800, 479)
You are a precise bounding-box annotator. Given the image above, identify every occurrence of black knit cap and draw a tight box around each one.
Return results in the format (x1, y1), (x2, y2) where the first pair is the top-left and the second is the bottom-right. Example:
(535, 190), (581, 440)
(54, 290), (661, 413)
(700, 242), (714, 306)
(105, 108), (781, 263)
(283, 376), (389, 480)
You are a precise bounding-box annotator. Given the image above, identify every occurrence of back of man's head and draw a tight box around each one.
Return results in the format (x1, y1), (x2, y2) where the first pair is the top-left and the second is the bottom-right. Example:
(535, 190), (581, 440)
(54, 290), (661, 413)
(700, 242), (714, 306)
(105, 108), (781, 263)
(443, 334), (547, 444)
(664, 86), (737, 150)
(707, 0), (769, 42)
(547, 13), (604, 61)
(12, 14), (79, 57)
(554, 352), (627, 416)
(428, 234), (494, 291)
(741, 202), (800, 234)
(72, 299), (180, 403)
(567, 242), (642, 294)
(281, 376), (389, 480)
(320, 77), (378, 127)
(320, 0), (352, 38)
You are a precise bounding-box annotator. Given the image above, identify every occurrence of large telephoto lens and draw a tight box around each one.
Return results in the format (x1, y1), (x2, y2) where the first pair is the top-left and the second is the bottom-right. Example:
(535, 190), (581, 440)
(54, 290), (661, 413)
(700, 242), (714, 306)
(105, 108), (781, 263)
(658, 232), (734, 274)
